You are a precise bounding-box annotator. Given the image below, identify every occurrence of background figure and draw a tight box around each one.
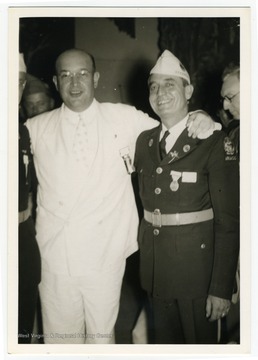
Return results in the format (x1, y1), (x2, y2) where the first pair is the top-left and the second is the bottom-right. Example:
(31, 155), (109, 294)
(20, 74), (56, 221)
(20, 74), (55, 122)
(220, 64), (240, 155)
(134, 50), (239, 344)
(18, 54), (41, 344)
(219, 63), (240, 344)
(20, 73), (56, 344)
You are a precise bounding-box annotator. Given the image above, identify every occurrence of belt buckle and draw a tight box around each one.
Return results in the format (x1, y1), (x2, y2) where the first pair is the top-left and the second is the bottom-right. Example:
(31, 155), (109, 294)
(152, 209), (162, 227)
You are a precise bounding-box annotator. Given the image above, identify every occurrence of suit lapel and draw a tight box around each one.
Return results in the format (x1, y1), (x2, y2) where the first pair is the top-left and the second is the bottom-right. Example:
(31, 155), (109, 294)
(147, 124), (163, 164)
(162, 128), (201, 165)
(145, 124), (202, 165)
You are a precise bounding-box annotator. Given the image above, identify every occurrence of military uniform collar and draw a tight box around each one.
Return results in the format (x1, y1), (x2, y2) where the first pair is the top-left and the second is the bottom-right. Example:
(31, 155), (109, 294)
(165, 128), (201, 164)
(146, 119), (201, 165)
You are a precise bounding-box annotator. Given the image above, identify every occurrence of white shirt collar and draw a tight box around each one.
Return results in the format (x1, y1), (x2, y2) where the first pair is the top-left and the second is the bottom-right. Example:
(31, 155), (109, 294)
(62, 98), (97, 124)
(160, 114), (190, 153)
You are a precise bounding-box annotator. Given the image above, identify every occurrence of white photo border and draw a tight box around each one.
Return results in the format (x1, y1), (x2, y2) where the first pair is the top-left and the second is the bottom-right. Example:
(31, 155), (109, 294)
(3, 2), (255, 359)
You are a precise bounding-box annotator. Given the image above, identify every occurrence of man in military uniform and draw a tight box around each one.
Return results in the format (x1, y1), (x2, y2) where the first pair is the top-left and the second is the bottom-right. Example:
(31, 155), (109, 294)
(220, 64), (240, 159)
(134, 50), (239, 344)
(220, 64), (240, 343)
(18, 54), (41, 343)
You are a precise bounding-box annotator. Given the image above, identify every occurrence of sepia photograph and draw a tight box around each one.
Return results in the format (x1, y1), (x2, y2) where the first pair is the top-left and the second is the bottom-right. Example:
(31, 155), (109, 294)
(5, 4), (253, 358)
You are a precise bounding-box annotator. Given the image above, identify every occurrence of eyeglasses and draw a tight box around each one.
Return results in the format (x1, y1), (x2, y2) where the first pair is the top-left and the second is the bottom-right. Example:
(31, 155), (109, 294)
(58, 70), (92, 82)
(221, 91), (240, 103)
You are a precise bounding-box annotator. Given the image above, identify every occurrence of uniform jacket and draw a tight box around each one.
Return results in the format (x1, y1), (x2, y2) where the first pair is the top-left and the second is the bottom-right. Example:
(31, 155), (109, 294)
(26, 100), (158, 276)
(19, 123), (41, 284)
(134, 123), (239, 300)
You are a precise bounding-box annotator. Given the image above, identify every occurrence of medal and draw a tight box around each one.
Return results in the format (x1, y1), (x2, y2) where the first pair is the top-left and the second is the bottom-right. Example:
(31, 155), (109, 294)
(170, 181), (179, 191)
(148, 139), (153, 147)
(183, 144), (190, 153)
(170, 170), (181, 192)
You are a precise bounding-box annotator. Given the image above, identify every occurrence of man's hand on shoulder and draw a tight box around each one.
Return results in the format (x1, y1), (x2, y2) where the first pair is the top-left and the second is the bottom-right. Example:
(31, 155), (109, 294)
(187, 110), (222, 139)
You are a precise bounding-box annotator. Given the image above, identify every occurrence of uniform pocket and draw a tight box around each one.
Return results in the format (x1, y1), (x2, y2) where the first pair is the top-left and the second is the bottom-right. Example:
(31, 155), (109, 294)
(173, 221), (214, 255)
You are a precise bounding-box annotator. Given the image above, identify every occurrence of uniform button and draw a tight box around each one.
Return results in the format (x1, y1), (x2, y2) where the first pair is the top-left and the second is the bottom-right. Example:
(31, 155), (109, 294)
(153, 229), (160, 236)
(156, 167), (163, 174)
(201, 243), (206, 249)
(155, 187), (161, 194)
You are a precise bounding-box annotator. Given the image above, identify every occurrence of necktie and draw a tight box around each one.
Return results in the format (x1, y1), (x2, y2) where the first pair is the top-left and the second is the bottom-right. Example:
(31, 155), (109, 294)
(73, 114), (88, 164)
(159, 130), (170, 159)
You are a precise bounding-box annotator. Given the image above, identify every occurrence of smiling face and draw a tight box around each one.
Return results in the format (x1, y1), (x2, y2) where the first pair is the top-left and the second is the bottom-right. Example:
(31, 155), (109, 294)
(148, 74), (193, 127)
(53, 50), (100, 112)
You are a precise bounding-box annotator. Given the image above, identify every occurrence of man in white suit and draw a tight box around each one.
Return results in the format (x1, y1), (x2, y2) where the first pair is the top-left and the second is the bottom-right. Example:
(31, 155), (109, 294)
(26, 48), (219, 344)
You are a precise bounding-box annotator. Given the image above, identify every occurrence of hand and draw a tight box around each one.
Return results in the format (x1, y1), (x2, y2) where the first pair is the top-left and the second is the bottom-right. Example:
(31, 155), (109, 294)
(206, 295), (231, 322)
(28, 192), (33, 217)
(187, 110), (215, 139)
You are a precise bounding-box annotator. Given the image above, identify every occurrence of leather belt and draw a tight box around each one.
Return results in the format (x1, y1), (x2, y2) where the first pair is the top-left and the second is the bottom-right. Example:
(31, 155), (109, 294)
(144, 208), (214, 227)
(19, 208), (30, 224)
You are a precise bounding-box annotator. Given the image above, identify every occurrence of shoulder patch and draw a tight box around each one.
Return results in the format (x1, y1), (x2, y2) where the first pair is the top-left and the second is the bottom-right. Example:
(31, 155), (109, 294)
(224, 136), (237, 161)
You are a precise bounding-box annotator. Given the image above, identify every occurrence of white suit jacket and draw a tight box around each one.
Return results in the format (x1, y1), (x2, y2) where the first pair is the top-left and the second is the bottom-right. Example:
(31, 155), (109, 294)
(26, 100), (158, 276)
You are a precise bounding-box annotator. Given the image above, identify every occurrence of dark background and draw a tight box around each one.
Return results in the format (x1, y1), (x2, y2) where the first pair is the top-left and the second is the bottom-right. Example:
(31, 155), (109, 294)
(19, 17), (240, 121)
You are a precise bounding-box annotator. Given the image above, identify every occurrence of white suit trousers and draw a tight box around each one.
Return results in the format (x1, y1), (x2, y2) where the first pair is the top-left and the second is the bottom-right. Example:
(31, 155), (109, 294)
(39, 261), (125, 344)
